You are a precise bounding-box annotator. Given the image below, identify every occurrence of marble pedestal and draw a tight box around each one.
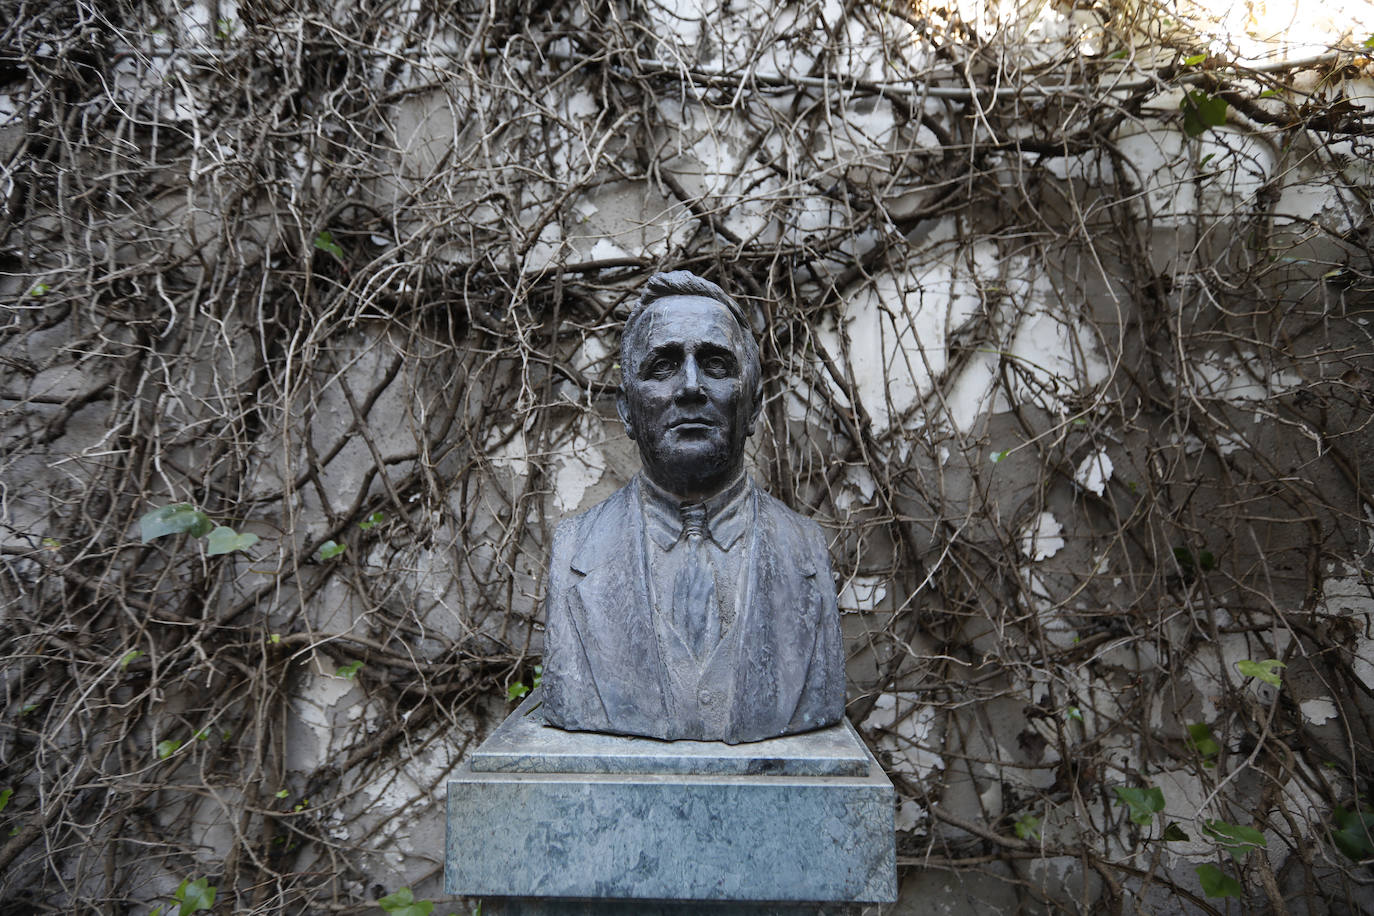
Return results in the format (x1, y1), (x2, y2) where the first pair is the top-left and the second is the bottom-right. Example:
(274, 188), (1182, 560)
(445, 695), (896, 915)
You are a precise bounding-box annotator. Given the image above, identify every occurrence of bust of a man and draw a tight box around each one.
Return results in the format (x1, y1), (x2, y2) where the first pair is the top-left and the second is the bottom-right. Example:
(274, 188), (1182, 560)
(540, 270), (845, 744)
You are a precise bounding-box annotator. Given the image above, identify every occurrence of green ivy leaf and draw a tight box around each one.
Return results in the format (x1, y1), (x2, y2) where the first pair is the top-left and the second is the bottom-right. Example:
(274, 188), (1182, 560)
(314, 231), (344, 258)
(1363, 33), (1374, 49)
(1235, 658), (1284, 687)
(532, 664), (543, 688)
(29, 282), (50, 296)
(1331, 805), (1374, 862)
(359, 511), (385, 530)
(1187, 722), (1220, 758)
(120, 649), (145, 670)
(1014, 813), (1040, 840)
(140, 504), (214, 542)
(1195, 863), (1243, 898)
(378, 888), (414, 908)
(1066, 706), (1083, 722)
(1180, 90), (1228, 137)
(507, 682), (530, 701)
(1172, 545), (1214, 572)
(1113, 786), (1166, 825)
(1259, 88), (1280, 98)
(379, 888), (435, 916)
(317, 540), (346, 561)
(206, 525), (259, 556)
(336, 660), (363, 679)
(156, 739), (182, 759)
(174, 876), (216, 916)
(275, 789), (289, 799)
(0, 788), (12, 812)
(989, 449), (1010, 463)
(1183, 52), (1207, 65)
(1109, 48), (1128, 59)
(1162, 821), (1190, 841)
(1203, 819), (1267, 860)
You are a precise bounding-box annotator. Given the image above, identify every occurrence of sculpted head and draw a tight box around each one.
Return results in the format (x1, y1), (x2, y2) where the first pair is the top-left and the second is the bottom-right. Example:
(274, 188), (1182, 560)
(618, 271), (763, 502)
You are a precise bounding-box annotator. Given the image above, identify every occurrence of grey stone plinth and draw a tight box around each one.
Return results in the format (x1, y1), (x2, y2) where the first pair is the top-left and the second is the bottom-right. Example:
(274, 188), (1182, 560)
(471, 696), (870, 777)
(445, 695), (896, 909)
(481, 900), (874, 915)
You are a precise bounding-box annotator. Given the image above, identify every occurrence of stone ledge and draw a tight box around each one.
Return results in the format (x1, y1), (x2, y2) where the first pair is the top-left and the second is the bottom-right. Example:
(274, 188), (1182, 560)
(480, 900), (878, 915)
(470, 695), (870, 778)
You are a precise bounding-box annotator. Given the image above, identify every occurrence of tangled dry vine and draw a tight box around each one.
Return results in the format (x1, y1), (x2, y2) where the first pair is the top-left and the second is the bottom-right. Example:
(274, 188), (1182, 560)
(1, 0), (1372, 911)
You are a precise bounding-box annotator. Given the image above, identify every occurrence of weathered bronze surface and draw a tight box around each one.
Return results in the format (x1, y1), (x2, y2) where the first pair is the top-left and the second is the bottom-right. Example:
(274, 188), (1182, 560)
(542, 271), (845, 743)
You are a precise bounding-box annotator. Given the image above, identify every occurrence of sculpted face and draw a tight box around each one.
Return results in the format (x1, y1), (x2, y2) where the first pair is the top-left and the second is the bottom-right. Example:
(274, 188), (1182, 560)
(619, 296), (760, 500)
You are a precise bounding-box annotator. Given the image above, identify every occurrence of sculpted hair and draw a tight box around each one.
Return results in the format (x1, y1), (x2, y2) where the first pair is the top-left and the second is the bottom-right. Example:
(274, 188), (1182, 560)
(621, 270), (763, 405)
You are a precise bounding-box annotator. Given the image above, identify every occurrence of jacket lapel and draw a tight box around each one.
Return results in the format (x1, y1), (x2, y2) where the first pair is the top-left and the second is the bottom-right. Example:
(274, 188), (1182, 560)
(729, 490), (821, 739)
(569, 482), (671, 729)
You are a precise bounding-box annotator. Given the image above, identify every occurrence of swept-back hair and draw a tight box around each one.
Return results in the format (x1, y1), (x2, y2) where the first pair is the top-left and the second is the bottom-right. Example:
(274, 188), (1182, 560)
(621, 270), (762, 403)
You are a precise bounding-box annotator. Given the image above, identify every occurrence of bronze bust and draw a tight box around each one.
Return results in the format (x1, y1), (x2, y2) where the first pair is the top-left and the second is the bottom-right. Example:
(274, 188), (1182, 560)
(541, 271), (845, 743)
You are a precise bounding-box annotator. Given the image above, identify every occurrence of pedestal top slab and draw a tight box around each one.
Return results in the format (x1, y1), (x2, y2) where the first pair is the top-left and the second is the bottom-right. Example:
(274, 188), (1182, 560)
(471, 694), (870, 777)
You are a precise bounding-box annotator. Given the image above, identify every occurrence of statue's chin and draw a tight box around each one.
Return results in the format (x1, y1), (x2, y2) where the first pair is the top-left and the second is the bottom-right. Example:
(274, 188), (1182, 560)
(642, 447), (739, 500)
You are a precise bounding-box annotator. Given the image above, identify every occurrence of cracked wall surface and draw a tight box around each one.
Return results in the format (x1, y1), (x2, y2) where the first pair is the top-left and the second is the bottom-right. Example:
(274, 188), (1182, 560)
(2, 0), (1373, 911)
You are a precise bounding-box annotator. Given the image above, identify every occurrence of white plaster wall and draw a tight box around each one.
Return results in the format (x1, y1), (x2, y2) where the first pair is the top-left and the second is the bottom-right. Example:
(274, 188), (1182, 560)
(8, 0), (1373, 910)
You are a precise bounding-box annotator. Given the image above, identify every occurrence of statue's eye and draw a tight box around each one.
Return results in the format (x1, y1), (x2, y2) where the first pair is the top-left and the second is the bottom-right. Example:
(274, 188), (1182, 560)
(701, 354), (735, 377)
(645, 357), (677, 379)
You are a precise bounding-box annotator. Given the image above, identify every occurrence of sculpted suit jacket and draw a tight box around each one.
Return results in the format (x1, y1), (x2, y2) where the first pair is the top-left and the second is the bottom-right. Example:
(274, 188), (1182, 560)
(541, 475), (845, 744)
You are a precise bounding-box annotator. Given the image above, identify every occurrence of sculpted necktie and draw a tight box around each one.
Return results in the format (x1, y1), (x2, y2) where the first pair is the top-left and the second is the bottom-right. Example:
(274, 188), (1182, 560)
(672, 503), (720, 659)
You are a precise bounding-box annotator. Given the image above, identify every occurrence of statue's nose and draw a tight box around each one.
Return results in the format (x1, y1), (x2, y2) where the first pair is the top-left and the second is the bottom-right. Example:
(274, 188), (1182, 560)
(678, 358), (703, 397)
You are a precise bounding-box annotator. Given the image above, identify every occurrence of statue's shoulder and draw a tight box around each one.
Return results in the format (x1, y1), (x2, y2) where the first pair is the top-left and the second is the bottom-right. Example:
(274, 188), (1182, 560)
(751, 483), (829, 553)
(559, 480), (634, 530)
(551, 480), (637, 561)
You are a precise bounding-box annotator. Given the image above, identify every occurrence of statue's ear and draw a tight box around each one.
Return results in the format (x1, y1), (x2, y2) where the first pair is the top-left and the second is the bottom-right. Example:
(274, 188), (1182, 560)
(747, 381), (763, 436)
(617, 392), (634, 439)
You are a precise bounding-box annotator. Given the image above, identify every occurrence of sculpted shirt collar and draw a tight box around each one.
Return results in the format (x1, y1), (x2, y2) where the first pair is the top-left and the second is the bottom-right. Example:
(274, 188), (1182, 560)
(639, 472), (751, 552)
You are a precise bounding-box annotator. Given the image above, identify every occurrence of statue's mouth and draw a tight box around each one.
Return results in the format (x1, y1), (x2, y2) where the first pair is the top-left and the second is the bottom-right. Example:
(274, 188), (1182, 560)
(668, 416), (716, 430)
